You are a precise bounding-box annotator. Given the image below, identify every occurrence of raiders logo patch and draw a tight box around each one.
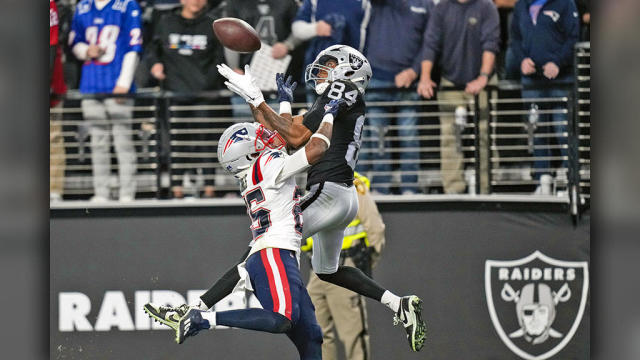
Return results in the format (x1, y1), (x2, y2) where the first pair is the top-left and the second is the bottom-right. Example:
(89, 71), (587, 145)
(485, 251), (589, 359)
(349, 53), (363, 71)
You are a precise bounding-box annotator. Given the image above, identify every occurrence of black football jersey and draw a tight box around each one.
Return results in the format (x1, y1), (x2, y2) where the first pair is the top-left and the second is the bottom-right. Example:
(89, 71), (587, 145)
(302, 80), (366, 188)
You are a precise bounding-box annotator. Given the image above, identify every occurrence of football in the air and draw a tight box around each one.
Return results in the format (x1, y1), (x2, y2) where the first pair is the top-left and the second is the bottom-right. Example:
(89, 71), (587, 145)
(213, 17), (261, 53)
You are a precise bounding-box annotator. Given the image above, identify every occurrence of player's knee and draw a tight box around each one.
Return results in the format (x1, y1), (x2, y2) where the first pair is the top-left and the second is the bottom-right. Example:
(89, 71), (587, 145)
(315, 270), (338, 283)
(313, 263), (339, 277)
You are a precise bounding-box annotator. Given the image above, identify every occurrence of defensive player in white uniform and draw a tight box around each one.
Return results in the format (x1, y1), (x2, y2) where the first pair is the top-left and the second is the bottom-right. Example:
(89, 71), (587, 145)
(145, 100), (344, 360)
(211, 45), (426, 351)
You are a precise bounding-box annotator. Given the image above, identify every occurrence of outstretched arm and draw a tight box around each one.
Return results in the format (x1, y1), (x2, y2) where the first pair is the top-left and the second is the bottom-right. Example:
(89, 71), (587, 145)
(219, 66), (314, 149)
(254, 103), (312, 149)
(274, 98), (344, 182)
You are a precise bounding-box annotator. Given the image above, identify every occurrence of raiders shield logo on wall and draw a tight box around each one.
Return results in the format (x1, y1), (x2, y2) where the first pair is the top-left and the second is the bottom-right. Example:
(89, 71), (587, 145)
(485, 251), (588, 360)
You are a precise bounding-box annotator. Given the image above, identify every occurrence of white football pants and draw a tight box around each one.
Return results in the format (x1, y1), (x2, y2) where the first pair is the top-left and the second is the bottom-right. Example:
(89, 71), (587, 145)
(301, 182), (359, 274)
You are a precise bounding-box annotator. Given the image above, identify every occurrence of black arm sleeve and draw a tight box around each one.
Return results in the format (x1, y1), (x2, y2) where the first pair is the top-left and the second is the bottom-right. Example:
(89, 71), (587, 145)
(199, 247), (250, 308)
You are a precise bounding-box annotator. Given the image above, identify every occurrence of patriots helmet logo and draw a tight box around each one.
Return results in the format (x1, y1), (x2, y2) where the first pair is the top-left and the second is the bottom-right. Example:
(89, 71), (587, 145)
(223, 127), (249, 154)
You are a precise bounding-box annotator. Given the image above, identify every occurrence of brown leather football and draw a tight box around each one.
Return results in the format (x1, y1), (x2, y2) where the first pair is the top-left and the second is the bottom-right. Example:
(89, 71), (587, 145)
(213, 17), (261, 53)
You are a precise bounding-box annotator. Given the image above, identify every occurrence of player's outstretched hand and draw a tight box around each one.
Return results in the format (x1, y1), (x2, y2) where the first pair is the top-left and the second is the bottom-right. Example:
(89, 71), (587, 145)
(217, 64), (264, 107)
(276, 73), (297, 103)
(324, 98), (347, 117)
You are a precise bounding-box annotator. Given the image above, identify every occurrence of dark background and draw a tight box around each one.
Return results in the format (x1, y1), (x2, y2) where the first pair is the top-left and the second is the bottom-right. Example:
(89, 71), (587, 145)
(51, 205), (589, 359)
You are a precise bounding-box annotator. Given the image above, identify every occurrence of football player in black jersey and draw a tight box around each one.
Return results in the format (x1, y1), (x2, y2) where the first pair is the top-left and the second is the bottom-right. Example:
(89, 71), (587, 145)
(208, 45), (427, 352)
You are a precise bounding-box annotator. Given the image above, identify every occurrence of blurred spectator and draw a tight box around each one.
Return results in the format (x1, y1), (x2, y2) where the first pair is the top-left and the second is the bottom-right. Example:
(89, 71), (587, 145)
(147, 0), (224, 198)
(576, 0), (590, 41)
(417, 0), (500, 194)
(291, 0), (371, 103)
(50, 0), (67, 202)
(494, 0), (519, 79)
(70, 0), (142, 202)
(510, 0), (579, 193)
(221, 0), (301, 119)
(356, 0), (434, 195)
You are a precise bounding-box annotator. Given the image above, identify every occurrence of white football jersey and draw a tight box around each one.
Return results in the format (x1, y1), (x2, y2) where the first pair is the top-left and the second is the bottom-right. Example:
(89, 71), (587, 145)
(241, 149), (303, 256)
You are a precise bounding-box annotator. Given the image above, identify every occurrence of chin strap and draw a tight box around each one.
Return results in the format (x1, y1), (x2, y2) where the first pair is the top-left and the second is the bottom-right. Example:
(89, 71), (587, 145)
(315, 82), (330, 95)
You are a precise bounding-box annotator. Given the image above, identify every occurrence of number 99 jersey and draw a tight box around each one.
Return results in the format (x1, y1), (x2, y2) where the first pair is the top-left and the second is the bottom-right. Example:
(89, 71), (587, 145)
(241, 149), (304, 257)
(302, 79), (366, 188)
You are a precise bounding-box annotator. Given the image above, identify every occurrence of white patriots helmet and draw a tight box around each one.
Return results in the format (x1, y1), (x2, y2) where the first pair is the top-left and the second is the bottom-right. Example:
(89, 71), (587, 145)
(304, 44), (372, 95)
(217, 122), (285, 178)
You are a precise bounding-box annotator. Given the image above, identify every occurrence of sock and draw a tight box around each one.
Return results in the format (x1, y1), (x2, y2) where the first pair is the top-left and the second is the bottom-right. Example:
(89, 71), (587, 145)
(381, 290), (401, 313)
(201, 311), (217, 329)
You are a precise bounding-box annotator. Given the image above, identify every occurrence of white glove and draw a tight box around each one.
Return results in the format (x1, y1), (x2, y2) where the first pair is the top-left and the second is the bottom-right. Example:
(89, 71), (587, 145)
(217, 64), (265, 107)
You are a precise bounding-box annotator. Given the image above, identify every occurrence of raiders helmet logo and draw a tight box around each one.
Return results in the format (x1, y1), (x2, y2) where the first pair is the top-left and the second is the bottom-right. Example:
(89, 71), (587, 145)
(349, 53), (363, 71)
(485, 251), (588, 359)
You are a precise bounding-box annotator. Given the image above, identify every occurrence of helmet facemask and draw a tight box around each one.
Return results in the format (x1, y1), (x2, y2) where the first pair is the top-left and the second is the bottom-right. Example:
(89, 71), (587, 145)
(255, 124), (285, 152)
(305, 56), (338, 94)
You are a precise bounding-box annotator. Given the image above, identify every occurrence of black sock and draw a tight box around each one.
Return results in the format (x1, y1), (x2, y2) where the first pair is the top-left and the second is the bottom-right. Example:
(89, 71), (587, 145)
(200, 248), (249, 308)
(316, 266), (386, 301)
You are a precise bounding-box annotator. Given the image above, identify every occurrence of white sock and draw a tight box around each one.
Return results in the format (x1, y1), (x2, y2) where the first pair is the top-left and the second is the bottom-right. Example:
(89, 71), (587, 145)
(381, 290), (401, 313)
(200, 311), (217, 329)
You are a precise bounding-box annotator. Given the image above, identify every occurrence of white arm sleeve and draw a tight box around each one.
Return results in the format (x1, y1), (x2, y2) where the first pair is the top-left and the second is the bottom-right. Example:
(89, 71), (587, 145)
(292, 20), (318, 41)
(115, 51), (139, 89)
(72, 43), (89, 61)
(275, 148), (310, 184)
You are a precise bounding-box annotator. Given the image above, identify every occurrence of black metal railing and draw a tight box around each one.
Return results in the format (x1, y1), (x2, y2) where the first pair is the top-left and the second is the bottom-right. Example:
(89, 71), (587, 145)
(50, 44), (590, 211)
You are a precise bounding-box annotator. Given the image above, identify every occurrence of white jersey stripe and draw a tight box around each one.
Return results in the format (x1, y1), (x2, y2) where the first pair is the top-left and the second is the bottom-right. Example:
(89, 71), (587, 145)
(266, 248), (287, 317)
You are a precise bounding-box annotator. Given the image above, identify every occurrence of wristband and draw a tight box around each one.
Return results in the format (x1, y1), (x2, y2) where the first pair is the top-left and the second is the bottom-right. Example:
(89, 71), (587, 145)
(310, 133), (331, 148)
(279, 101), (292, 115)
(321, 113), (334, 125)
(479, 72), (491, 79)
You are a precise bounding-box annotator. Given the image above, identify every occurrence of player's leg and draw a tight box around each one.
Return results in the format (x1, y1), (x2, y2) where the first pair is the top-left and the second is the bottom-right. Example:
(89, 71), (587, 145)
(307, 272), (338, 360)
(305, 183), (427, 351)
(303, 183), (386, 301)
(105, 98), (137, 200)
(81, 99), (111, 200)
(286, 282), (323, 360)
(174, 248), (299, 343)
